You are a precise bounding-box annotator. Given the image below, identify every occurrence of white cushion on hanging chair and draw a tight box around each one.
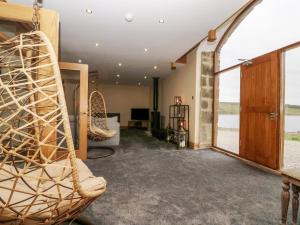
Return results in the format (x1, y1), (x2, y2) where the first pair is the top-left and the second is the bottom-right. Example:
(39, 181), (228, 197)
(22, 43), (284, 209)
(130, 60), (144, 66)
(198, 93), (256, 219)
(0, 159), (106, 221)
(91, 123), (117, 138)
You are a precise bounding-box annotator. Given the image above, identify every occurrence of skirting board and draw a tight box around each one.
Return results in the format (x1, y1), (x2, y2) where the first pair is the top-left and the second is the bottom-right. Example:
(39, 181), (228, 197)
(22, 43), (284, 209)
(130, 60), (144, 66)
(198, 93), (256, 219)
(188, 142), (200, 149)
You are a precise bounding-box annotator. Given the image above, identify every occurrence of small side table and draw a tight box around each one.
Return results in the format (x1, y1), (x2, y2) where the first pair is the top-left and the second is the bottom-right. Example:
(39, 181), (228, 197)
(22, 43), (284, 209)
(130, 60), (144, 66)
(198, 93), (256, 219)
(281, 168), (300, 225)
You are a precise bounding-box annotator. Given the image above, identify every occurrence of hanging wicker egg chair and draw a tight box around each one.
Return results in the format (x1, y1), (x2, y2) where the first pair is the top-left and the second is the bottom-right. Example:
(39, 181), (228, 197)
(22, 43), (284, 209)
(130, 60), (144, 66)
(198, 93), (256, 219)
(0, 31), (106, 225)
(88, 91), (117, 141)
(87, 91), (116, 159)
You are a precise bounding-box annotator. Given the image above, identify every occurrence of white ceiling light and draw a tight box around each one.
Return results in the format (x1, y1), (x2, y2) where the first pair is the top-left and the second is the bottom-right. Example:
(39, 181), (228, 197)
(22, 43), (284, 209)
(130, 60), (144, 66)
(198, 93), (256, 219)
(91, 80), (95, 83)
(116, 74), (120, 78)
(78, 59), (82, 63)
(118, 63), (122, 67)
(158, 19), (165, 23)
(144, 75), (147, 79)
(138, 82), (141, 86)
(86, 9), (93, 14)
(144, 48), (148, 52)
(125, 13), (134, 22)
(95, 43), (99, 47)
(154, 65), (158, 70)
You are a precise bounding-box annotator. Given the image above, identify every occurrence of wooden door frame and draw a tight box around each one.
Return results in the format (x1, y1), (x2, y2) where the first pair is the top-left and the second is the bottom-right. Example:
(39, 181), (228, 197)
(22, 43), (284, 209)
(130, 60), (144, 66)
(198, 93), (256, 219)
(278, 43), (300, 169)
(0, 2), (59, 54)
(0, 2), (60, 158)
(213, 42), (300, 170)
(59, 62), (89, 160)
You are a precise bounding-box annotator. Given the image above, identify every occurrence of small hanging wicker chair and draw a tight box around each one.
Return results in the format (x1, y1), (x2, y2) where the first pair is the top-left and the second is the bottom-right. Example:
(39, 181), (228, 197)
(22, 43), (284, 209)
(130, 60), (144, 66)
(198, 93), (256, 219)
(0, 31), (106, 225)
(87, 91), (116, 159)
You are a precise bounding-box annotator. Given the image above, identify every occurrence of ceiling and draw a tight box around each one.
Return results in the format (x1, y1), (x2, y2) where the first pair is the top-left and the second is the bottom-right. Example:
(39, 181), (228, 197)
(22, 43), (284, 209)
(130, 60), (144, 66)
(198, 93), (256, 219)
(11, 0), (247, 85)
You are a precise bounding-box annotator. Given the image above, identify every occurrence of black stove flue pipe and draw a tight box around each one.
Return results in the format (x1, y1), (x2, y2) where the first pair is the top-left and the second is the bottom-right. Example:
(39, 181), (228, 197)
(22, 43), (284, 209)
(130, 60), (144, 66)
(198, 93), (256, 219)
(151, 78), (160, 135)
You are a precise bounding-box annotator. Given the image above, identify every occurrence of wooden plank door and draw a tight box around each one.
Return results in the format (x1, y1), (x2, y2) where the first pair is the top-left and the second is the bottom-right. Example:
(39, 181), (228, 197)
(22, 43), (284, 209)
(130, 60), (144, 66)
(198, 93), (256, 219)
(240, 51), (281, 169)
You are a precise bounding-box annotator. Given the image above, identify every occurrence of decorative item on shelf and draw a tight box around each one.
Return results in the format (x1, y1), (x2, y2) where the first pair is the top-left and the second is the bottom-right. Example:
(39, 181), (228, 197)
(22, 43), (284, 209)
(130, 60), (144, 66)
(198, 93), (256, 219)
(178, 129), (187, 149)
(166, 124), (171, 142)
(178, 119), (186, 131)
(177, 119), (187, 149)
(177, 107), (184, 117)
(174, 96), (182, 105)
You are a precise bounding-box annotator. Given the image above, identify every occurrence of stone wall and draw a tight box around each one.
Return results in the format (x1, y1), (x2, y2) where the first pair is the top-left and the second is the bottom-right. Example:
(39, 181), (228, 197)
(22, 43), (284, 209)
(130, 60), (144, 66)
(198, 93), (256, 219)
(199, 52), (214, 148)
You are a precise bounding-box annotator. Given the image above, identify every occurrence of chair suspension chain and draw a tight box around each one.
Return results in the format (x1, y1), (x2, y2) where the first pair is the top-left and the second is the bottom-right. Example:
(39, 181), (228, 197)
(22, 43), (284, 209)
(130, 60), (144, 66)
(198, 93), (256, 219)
(32, 0), (41, 31)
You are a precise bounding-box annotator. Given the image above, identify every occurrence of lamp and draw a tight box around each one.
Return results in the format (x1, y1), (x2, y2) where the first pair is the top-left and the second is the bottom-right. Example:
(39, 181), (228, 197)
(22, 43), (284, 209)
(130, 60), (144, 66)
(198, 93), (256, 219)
(174, 96), (182, 105)
(178, 119), (186, 131)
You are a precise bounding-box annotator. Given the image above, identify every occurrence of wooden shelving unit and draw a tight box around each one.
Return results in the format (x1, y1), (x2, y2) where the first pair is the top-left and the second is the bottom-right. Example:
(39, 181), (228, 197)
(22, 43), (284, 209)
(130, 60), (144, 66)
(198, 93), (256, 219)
(168, 104), (189, 146)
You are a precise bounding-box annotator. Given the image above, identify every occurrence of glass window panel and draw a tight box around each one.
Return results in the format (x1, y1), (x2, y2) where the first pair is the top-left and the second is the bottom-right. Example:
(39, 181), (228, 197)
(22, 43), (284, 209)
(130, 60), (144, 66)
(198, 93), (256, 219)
(284, 46), (300, 168)
(216, 68), (240, 154)
(220, 0), (300, 71)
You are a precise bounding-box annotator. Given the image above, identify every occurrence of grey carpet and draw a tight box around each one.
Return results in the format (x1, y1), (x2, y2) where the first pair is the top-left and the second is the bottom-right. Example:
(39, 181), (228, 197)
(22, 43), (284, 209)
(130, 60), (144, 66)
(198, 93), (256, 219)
(67, 129), (288, 225)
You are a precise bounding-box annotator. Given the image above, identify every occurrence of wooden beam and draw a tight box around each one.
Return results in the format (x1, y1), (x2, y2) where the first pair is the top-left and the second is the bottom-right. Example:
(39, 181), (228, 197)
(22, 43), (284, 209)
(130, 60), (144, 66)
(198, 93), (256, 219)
(207, 30), (217, 42)
(171, 62), (176, 70)
(176, 55), (187, 64)
(171, 54), (188, 70)
(174, 0), (259, 64)
(0, 0), (7, 2)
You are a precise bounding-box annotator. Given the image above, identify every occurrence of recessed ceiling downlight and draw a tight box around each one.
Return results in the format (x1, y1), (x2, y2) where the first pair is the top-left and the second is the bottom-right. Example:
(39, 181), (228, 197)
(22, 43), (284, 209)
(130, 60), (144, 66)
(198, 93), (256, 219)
(144, 75), (147, 79)
(86, 9), (93, 14)
(158, 19), (165, 23)
(154, 65), (158, 70)
(78, 59), (82, 63)
(144, 48), (148, 52)
(125, 13), (134, 22)
(138, 82), (141, 86)
(118, 63), (122, 67)
(116, 74), (120, 78)
(95, 43), (99, 47)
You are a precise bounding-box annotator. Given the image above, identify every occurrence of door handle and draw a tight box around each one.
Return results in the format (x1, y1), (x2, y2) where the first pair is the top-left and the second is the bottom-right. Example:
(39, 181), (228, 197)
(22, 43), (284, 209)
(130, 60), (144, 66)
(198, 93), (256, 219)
(268, 112), (278, 119)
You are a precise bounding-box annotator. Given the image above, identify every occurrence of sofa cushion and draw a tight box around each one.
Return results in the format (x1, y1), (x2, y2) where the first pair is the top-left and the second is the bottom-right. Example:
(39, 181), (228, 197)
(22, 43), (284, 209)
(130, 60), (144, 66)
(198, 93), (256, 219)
(108, 116), (118, 123)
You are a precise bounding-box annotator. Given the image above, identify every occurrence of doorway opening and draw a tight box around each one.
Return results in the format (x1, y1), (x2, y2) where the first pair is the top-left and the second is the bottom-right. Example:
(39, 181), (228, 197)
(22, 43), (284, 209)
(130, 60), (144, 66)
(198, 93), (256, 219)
(283, 46), (300, 169)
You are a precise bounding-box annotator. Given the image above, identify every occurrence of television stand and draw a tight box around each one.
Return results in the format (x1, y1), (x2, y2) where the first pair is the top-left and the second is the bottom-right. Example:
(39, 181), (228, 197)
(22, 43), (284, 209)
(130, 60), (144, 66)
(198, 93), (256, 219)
(128, 120), (149, 130)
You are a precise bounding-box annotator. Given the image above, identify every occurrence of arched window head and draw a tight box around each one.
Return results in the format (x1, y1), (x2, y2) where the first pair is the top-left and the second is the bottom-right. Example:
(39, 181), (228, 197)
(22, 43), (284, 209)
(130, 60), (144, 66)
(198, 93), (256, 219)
(219, 0), (300, 71)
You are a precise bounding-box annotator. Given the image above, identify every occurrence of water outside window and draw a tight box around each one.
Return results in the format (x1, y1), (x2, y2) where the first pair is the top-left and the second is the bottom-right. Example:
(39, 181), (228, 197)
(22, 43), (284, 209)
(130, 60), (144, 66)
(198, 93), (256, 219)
(216, 68), (240, 154)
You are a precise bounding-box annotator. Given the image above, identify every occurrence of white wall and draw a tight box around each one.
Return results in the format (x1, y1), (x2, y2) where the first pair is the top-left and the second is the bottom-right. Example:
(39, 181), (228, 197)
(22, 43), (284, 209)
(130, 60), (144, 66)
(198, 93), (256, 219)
(96, 84), (151, 127)
(160, 11), (240, 148)
(161, 48), (199, 145)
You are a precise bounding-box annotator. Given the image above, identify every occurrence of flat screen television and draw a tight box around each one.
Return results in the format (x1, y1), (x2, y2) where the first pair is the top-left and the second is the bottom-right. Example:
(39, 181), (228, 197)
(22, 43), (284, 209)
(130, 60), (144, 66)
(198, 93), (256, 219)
(131, 108), (149, 121)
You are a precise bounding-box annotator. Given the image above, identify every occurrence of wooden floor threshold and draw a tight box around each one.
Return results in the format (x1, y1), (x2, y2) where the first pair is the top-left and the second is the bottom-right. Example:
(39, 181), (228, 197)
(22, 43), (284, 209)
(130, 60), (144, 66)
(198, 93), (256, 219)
(210, 147), (281, 176)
